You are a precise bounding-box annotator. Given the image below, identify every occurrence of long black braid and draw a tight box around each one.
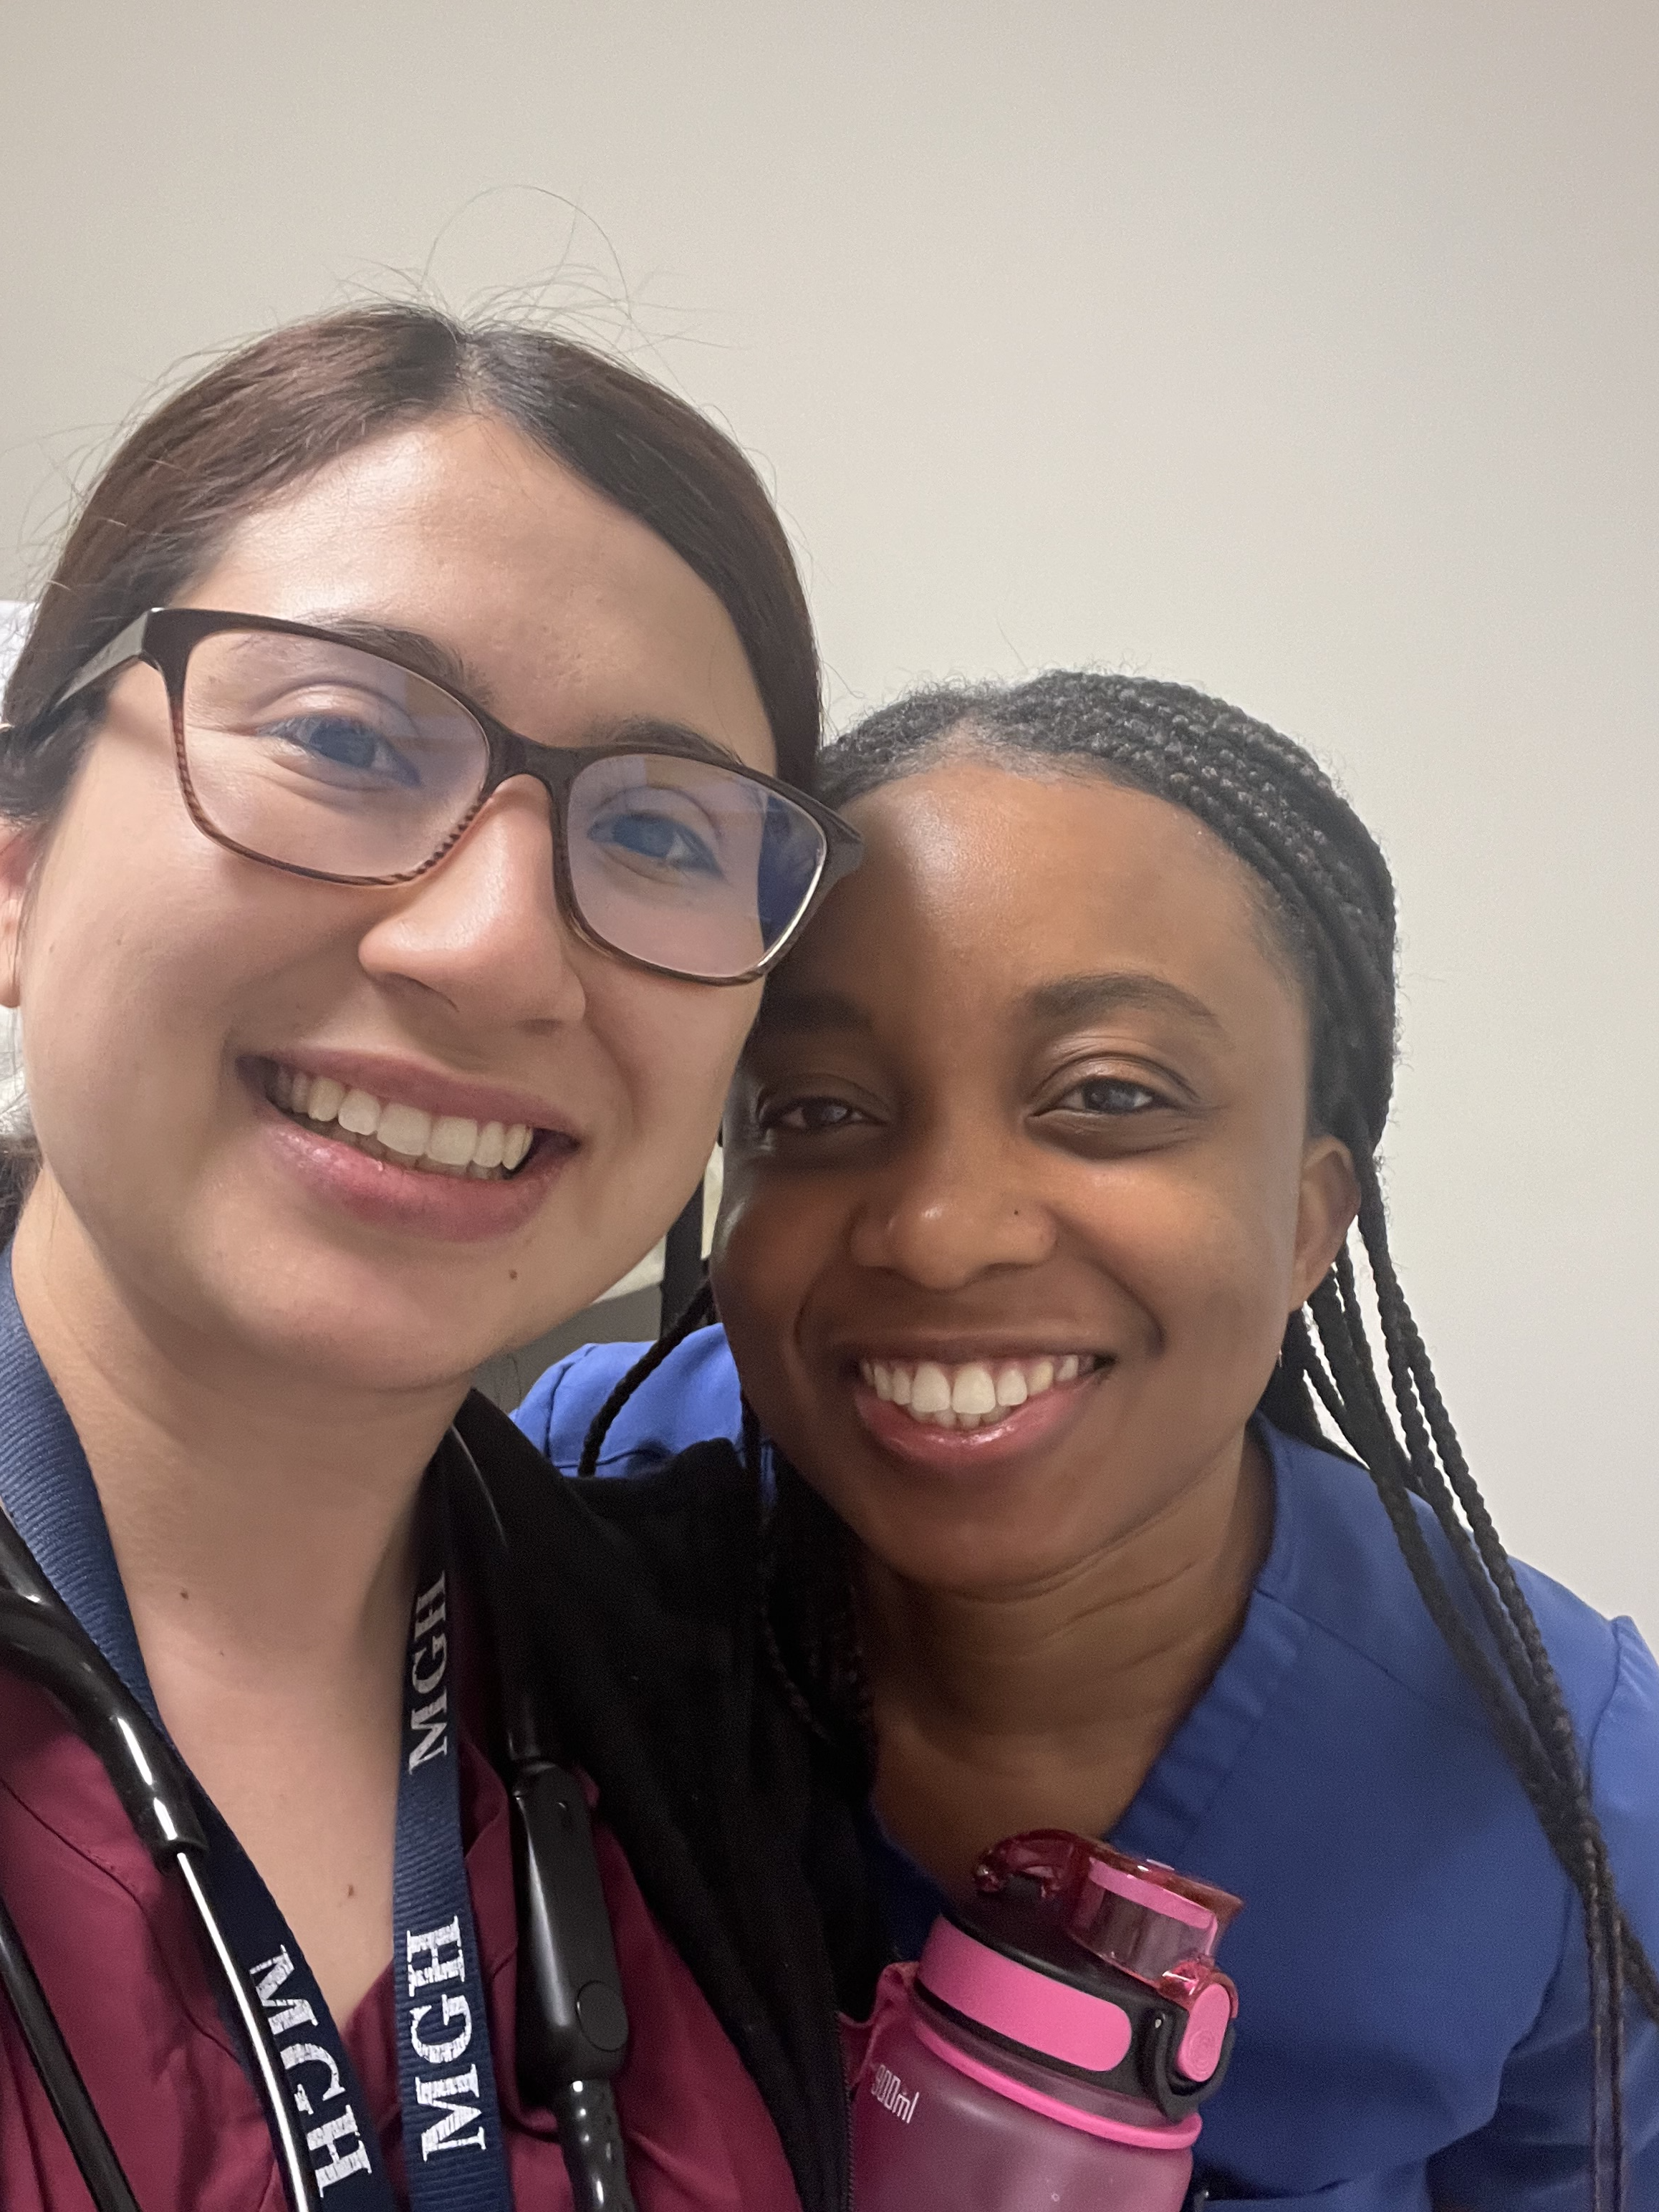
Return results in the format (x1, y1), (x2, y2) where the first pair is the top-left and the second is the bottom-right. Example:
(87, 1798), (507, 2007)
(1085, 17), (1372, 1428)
(585, 670), (1653, 2206)
(579, 1274), (877, 1792)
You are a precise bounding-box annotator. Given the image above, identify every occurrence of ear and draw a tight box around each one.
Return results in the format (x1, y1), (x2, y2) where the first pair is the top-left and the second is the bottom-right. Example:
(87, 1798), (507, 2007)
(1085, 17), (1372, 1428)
(1289, 1133), (1360, 1309)
(0, 818), (39, 1011)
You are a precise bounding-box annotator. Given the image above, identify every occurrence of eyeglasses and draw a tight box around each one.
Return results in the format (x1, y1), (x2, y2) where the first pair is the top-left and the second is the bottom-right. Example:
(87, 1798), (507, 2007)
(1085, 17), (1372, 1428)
(34, 607), (862, 986)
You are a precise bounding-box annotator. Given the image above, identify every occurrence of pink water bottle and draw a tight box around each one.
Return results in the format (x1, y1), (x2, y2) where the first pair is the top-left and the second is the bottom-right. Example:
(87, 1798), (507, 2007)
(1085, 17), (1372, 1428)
(850, 1829), (1241, 2212)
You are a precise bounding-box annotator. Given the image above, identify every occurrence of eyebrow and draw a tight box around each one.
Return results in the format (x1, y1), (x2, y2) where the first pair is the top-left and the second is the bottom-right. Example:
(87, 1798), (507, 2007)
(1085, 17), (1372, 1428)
(756, 971), (1223, 1039)
(1025, 971), (1224, 1034)
(597, 715), (751, 773)
(322, 620), (487, 703)
(319, 621), (751, 770)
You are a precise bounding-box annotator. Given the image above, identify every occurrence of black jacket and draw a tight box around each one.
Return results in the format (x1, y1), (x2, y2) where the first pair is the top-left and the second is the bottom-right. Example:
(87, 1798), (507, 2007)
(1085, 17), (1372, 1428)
(456, 1392), (887, 2212)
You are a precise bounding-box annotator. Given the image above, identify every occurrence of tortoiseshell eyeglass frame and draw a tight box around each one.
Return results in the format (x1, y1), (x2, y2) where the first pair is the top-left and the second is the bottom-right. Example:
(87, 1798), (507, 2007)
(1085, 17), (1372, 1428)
(24, 606), (862, 986)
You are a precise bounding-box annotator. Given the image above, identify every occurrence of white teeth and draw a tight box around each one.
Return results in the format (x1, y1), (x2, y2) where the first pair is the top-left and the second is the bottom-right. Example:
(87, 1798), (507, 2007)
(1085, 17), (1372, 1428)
(909, 1363), (953, 1415)
(266, 1065), (540, 1182)
(949, 1365), (998, 1418)
(860, 1350), (1100, 1429)
(337, 1087), (381, 1138)
(378, 1102), (433, 1159)
(994, 1364), (1029, 1408)
(428, 1115), (478, 1167)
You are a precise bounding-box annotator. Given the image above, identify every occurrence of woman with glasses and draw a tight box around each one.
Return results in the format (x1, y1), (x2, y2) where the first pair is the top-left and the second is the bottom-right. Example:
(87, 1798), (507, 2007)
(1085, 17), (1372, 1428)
(0, 306), (858, 2212)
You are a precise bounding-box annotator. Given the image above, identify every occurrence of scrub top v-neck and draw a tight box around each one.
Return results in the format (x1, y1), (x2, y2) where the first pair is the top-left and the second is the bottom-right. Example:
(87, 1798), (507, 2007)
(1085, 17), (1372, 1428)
(519, 1325), (1659, 2210)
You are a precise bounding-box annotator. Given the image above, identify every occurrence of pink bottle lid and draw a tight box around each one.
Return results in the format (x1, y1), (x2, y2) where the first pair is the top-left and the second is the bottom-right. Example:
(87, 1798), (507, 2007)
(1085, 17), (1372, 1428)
(979, 1830), (1241, 1986)
(971, 1829), (1241, 2085)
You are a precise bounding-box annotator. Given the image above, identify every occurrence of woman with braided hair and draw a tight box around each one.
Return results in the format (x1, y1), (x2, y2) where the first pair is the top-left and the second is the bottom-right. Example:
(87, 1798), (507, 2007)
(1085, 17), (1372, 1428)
(520, 671), (1659, 2208)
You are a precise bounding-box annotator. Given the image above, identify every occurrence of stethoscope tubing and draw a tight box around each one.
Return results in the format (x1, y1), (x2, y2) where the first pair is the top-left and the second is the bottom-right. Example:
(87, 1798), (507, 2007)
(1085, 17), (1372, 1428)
(549, 2079), (637, 2212)
(0, 1438), (642, 2212)
(0, 1881), (142, 2212)
(444, 1432), (640, 2212)
(0, 1546), (321, 2212)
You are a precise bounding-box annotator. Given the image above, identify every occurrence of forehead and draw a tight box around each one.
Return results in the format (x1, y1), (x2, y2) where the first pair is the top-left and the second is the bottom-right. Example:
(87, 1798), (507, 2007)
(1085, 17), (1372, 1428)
(178, 410), (775, 768)
(760, 757), (1307, 1048)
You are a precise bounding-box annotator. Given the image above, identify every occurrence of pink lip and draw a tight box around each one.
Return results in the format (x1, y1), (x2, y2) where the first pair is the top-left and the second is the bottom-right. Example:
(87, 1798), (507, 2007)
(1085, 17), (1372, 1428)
(850, 1369), (1104, 1473)
(251, 1085), (574, 1244)
(251, 1048), (576, 1136)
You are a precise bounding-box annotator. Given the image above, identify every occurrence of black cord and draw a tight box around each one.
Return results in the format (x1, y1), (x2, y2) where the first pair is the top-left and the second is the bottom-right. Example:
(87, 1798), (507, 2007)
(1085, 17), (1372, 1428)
(444, 1433), (638, 2212)
(0, 1563), (321, 2212)
(551, 2079), (637, 2212)
(0, 1888), (140, 2212)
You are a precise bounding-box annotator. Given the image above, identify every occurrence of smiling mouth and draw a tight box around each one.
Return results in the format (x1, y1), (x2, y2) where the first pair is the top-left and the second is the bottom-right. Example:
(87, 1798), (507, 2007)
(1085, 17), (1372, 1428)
(261, 1061), (544, 1181)
(857, 1353), (1105, 1430)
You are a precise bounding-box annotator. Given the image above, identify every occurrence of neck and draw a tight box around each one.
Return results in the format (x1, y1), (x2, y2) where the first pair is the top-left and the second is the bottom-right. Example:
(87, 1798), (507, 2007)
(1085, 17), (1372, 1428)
(9, 1181), (463, 1682)
(861, 1430), (1270, 1851)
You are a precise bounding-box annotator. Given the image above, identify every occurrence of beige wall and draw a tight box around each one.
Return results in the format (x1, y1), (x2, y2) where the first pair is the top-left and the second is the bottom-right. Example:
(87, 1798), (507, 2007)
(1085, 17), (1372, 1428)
(4, 2), (1655, 1630)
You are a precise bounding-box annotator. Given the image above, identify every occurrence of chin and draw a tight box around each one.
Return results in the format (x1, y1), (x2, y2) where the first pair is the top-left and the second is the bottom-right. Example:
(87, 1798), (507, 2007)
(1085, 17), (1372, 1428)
(239, 1294), (496, 1398)
(164, 1231), (514, 1398)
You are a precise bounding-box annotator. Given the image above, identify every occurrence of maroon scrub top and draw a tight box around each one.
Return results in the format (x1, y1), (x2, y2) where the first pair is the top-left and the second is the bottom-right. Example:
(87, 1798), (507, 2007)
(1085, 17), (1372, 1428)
(0, 1668), (802, 2211)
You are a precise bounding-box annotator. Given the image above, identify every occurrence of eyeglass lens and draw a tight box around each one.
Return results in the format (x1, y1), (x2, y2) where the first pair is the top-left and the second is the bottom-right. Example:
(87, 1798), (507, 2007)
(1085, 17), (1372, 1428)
(180, 628), (828, 981)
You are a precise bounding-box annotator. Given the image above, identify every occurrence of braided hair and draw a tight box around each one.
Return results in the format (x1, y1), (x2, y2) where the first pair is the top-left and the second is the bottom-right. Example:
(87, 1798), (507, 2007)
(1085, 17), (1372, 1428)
(587, 670), (1655, 2206)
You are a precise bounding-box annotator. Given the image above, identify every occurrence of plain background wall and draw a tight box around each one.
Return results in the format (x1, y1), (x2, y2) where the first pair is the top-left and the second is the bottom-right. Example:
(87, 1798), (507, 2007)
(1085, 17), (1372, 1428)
(2, 3), (1655, 1630)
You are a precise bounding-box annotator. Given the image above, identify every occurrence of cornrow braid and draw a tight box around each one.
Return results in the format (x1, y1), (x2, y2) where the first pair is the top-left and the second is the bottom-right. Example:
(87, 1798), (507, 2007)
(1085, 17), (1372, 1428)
(577, 1276), (877, 1796)
(745, 1405), (877, 1797)
(739, 668), (1652, 2212)
(576, 1280), (715, 1478)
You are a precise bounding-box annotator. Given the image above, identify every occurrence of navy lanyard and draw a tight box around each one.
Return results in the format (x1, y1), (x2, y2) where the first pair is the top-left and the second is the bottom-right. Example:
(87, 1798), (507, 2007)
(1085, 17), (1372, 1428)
(0, 1273), (515, 2212)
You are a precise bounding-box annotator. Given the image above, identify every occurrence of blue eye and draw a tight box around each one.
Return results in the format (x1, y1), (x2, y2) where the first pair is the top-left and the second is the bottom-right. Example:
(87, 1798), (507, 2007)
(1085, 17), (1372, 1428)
(591, 809), (722, 877)
(265, 714), (421, 790)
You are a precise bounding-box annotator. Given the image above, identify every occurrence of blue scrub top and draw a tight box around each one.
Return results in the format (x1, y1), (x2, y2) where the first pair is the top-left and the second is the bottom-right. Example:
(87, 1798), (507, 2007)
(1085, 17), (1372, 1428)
(516, 1328), (1659, 2210)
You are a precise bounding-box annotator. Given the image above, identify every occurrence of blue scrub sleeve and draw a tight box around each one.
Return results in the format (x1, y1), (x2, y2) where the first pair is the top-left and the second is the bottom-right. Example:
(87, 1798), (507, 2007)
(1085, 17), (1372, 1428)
(1427, 1617), (1659, 2209)
(513, 1326), (744, 1476)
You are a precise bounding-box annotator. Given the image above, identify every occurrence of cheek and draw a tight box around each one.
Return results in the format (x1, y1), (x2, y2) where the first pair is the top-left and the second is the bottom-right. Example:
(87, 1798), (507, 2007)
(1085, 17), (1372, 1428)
(22, 789), (242, 1131)
(708, 1175), (821, 1379)
(1097, 1143), (1307, 1393)
(16, 754), (348, 1206)
(580, 978), (759, 1216)
(599, 976), (756, 1126)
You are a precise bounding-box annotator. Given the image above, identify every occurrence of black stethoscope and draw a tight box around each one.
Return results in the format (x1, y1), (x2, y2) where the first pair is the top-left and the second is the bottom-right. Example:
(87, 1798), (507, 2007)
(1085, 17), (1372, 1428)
(0, 1428), (639, 2212)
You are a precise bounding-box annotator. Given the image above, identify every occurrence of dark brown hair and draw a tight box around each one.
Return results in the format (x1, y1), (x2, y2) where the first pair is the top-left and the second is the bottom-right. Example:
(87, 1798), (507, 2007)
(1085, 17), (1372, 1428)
(1, 302), (820, 812)
(0, 301), (822, 1231)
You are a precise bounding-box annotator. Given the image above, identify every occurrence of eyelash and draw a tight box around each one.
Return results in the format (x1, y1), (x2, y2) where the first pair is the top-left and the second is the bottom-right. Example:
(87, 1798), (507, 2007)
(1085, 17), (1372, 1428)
(1047, 1075), (1166, 1117)
(762, 1096), (870, 1135)
(756, 1069), (1175, 1140)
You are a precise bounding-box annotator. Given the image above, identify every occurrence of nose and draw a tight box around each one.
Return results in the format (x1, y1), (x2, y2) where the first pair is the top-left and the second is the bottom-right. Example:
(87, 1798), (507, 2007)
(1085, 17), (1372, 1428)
(357, 778), (589, 1028)
(847, 1115), (1057, 1290)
